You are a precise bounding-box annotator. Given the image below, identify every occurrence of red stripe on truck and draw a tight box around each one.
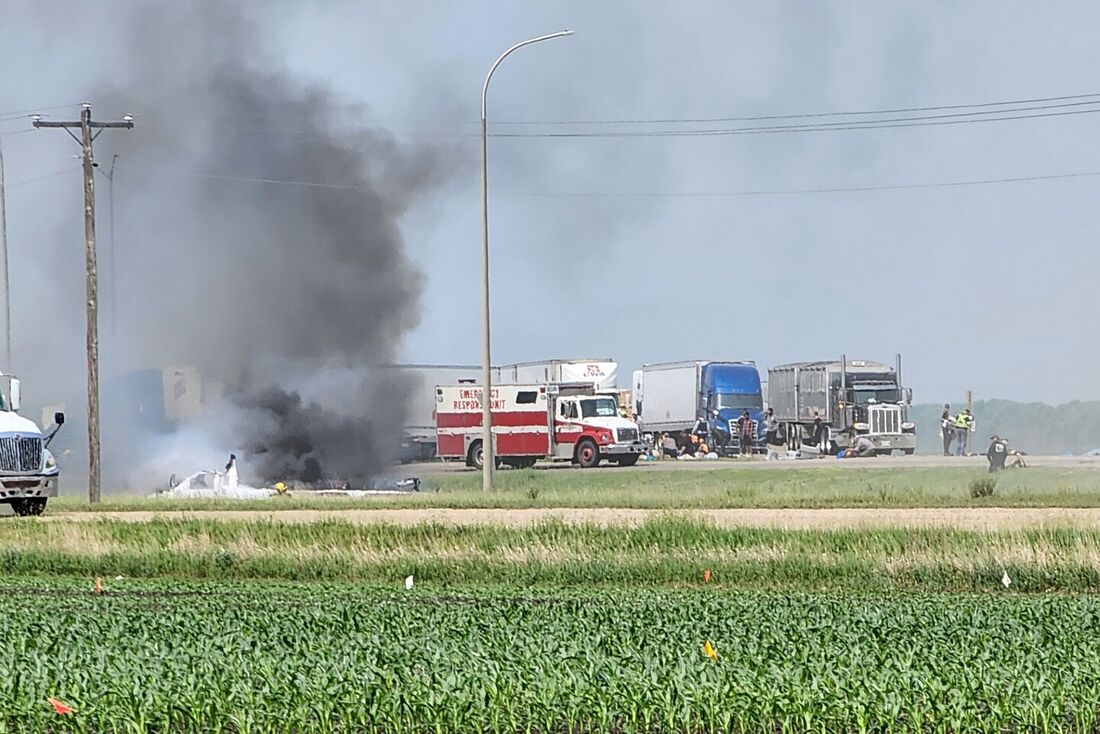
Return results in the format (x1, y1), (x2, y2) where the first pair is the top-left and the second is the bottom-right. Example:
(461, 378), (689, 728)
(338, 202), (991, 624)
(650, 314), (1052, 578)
(436, 411), (549, 429)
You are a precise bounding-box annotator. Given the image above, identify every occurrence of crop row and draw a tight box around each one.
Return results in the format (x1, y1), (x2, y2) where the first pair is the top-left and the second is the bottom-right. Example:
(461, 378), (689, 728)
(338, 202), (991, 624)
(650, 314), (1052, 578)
(1, 578), (1100, 732)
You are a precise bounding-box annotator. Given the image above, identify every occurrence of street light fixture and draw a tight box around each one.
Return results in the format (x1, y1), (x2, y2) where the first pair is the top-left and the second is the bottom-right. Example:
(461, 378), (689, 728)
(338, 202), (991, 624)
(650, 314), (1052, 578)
(479, 30), (573, 492)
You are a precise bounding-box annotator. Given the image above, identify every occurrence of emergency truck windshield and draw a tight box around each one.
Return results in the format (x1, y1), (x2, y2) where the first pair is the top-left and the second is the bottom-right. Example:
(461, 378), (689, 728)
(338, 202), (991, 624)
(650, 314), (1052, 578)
(580, 397), (619, 418)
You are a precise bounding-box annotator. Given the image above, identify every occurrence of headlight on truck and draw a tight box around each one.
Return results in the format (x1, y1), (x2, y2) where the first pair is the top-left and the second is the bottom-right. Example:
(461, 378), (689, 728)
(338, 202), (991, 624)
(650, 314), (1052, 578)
(45, 452), (56, 469)
(901, 422), (916, 433)
(853, 422), (869, 432)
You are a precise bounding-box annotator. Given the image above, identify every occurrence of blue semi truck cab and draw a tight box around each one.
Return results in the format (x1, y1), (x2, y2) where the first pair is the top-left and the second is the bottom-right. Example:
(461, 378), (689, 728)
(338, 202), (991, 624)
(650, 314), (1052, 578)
(700, 362), (766, 453)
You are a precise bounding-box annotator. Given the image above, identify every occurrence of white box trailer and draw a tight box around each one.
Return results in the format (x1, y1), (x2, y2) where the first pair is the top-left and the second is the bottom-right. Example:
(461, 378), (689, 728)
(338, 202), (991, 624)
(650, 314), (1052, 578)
(494, 359), (617, 392)
(381, 364), (481, 461)
(636, 363), (699, 433)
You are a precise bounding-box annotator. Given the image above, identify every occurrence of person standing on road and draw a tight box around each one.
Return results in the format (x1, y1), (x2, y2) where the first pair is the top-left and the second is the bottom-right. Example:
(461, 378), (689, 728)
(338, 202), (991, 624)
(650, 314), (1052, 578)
(954, 409), (974, 456)
(940, 404), (954, 456)
(737, 410), (754, 457)
(810, 411), (825, 452)
(764, 408), (782, 461)
(986, 435), (1008, 473)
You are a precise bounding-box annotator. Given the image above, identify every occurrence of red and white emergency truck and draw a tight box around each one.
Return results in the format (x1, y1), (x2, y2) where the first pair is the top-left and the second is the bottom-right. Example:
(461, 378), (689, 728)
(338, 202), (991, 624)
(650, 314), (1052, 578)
(434, 383), (646, 469)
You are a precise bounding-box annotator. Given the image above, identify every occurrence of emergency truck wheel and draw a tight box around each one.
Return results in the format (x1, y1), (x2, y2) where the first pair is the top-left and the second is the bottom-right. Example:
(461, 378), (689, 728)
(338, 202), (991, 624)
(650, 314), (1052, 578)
(575, 439), (600, 468)
(614, 455), (640, 467)
(466, 441), (501, 470)
(12, 499), (45, 517)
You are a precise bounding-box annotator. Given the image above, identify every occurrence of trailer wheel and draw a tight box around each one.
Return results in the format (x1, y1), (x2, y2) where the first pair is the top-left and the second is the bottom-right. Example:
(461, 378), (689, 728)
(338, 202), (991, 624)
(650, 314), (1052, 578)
(903, 448), (915, 456)
(575, 439), (600, 468)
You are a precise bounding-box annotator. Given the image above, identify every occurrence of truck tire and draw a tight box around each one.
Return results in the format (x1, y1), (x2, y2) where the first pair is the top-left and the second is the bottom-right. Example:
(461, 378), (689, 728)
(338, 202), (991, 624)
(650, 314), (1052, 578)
(12, 499), (45, 517)
(467, 441), (485, 470)
(903, 448), (915, 456)
(466, 441), (502, 470)
(614, 454), (640, 467)
(575, 439), (600, 468)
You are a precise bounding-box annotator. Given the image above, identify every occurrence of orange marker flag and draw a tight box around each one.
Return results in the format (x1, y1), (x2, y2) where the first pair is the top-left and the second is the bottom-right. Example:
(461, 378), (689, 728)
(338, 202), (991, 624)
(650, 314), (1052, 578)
(703, 569), (712, 584)
(703, 640), (717, 661)
(94, 577), (102, 595)
(47, 697), (73, 715)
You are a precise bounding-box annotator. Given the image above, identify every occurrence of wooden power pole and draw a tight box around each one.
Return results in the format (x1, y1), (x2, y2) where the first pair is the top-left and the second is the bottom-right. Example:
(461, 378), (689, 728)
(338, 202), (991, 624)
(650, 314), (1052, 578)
(33, 105), (133, 503)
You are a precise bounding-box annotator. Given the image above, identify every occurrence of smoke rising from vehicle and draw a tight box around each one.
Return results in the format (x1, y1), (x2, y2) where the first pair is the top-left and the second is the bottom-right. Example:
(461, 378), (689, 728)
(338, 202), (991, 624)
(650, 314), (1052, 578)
(79, 2), (450, 485)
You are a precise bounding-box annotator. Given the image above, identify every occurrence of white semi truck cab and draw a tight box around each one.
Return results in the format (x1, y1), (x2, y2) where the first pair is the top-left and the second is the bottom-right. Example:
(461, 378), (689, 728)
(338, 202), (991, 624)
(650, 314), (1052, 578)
(0, 375), (63, 516)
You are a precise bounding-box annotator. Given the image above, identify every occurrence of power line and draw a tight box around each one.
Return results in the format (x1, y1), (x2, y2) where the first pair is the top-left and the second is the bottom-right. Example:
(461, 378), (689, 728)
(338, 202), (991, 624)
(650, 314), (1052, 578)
(111, 160), (1100, 197)
(3, 167), (81, 190)
(0, 103), (83, 122)
(496, 169), (1100, 198)
(492, 104), (1100, 138)
(492, 91), (1100, 126)
(131, 100), (1100, 144)
(112, 163), (367, 190)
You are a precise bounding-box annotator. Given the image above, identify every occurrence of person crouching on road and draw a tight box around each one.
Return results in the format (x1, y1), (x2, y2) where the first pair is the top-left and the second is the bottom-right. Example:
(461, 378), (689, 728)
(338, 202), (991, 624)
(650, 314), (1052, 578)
(851, 434), (876, 458)
(986, 435), (1008, 473)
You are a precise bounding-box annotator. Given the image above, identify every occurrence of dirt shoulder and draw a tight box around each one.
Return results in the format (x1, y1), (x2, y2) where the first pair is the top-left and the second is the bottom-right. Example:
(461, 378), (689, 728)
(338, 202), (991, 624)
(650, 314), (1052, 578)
(49, 507), (1100, 530)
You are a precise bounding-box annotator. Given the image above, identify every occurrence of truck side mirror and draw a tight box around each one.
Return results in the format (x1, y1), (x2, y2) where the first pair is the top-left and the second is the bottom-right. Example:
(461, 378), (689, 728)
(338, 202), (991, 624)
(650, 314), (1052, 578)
(8, 378), (19, 411)
(905, 388), (913, 404)
(54, 411), (65, 426)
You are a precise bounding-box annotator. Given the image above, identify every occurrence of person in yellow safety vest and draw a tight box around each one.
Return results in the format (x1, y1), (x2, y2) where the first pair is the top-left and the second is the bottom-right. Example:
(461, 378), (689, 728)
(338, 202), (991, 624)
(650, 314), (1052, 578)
(953, 408), (974, 456)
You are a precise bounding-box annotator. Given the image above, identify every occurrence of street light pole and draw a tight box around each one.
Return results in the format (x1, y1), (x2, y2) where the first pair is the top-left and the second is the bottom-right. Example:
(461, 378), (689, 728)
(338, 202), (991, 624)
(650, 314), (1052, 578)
(479, 30), (572, 493)
(106, 154), (118, 376)
(0, 137), (10, 373)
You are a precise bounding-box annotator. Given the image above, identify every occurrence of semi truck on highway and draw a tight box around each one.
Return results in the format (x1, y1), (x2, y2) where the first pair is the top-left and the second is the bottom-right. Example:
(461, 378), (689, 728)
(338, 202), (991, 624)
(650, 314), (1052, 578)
(434, 383), (645, 469)
(0, 374), (64, 516)
(767, 355), (915, 455)
(633, 361), (765, 454)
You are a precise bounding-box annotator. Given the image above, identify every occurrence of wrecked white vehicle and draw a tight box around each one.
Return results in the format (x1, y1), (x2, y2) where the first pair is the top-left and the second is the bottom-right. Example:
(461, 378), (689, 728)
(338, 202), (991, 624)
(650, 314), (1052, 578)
(149, 457), (423, 500)
(149, 461), (275, 501)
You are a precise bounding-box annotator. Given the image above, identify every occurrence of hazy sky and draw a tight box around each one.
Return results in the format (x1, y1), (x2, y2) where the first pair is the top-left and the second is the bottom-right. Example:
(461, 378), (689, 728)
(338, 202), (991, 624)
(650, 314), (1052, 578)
(2, 1), (1098, 407)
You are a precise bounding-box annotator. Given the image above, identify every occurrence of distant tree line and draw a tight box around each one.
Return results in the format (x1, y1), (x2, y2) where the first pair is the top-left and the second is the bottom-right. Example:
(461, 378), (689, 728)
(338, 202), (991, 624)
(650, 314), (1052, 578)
(910, 400), (1100, 455)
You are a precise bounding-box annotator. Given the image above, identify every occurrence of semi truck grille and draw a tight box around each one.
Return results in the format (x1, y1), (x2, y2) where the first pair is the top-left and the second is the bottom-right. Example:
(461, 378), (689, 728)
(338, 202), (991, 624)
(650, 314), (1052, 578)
(727, 419), (759, 442)
(616, 428), (638, 443)
(0, 436), (41, 473)
(869, 406), (901, 435)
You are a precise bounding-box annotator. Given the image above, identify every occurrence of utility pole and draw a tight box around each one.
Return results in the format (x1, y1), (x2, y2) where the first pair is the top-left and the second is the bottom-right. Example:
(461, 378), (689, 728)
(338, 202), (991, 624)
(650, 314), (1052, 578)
(0, 137), (11, 373)
(33, 105), (133, 503)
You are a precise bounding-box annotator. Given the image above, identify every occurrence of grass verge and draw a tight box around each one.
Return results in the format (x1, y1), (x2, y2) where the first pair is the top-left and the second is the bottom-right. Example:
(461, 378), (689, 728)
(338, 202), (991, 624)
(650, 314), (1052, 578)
(4, 516), (1100, 592)
(48, 464), (1100, 511)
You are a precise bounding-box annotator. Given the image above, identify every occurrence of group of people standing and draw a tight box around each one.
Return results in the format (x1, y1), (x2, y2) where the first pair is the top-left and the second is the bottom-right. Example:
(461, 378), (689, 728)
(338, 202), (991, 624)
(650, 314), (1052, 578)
(940, 404), (975, 456)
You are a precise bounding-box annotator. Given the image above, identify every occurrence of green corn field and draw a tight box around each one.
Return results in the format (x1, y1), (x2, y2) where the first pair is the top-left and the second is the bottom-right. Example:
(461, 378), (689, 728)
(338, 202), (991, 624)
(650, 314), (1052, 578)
(1, 577), (1099, 733)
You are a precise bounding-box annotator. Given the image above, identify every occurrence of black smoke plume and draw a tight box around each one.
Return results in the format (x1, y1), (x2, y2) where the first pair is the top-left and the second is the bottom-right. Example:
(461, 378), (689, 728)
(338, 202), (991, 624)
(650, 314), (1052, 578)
(88, 2), (448, 484)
